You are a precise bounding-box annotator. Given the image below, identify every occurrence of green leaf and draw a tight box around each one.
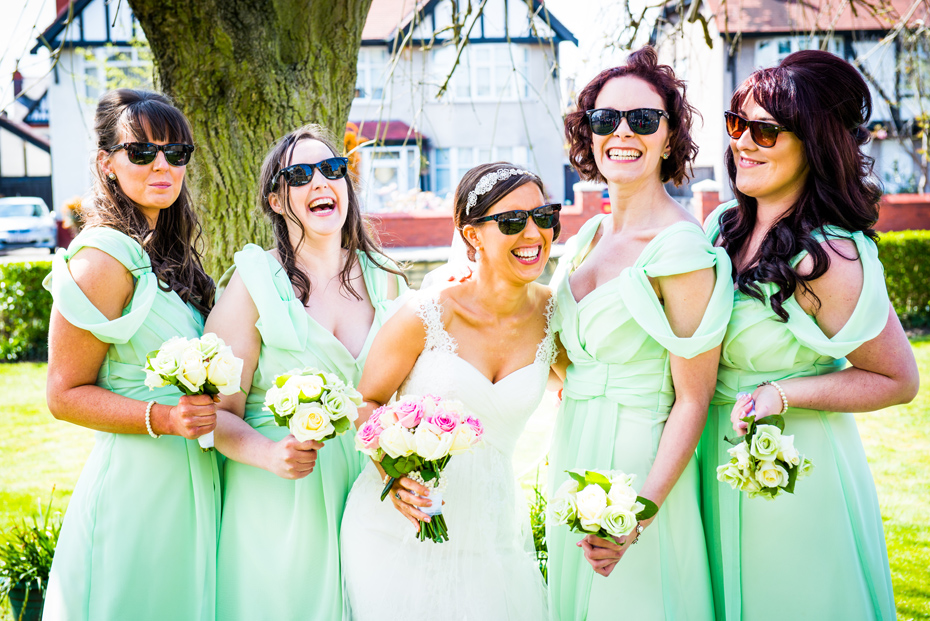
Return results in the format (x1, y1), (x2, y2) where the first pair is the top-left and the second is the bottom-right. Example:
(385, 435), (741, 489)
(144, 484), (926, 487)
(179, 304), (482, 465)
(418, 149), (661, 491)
(567, 470), (588, 491)
(273, 413), (288, 428)
(394, 455), (421, 474)
(379, 477), (396, 502)
(420, 468), (438, 482)
(635, 497), (659, 521)
(332, 416), (351, 434)
(723, 433), (744, 445)
(275, 374), (290, 388)
(381, 456), (404, 479)
(585, 470), (611, 493)
(784, 462), (799, 494)
(755, 414), (785, 432)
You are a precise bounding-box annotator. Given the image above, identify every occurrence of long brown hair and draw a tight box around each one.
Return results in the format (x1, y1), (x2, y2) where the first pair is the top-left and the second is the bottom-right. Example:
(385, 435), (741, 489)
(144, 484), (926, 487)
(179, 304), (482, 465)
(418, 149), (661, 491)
(257, 124), (406, 304)
(720, 50), (881, 321)
(87, 89), (214, 315)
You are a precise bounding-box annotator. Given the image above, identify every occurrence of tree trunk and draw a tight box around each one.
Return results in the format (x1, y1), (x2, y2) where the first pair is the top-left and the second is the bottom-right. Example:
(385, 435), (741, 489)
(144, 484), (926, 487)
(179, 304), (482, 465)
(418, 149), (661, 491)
(127, 0), (373, 276)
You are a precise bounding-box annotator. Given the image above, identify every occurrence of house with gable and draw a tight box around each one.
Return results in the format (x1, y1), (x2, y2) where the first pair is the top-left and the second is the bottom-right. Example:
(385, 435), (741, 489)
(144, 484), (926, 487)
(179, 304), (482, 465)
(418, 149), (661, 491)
(0, 71), (52, 207)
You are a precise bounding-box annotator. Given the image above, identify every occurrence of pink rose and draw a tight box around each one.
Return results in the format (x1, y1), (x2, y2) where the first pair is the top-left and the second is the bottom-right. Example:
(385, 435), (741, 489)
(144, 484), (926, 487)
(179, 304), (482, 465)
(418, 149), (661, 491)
(368, 406), (387, 431)
(356, 420), (381, 449)
(464, 415), (484, 440)
(395, 400), (425, 428)
(427, 409), (458, 434)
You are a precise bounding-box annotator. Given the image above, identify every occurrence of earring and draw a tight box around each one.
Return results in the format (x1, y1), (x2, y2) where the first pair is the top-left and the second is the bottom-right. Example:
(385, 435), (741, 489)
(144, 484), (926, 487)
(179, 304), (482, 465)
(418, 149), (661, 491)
(107, 172), (117, 180)
(661, 152), (669, 160)
(474, 249), (482, 262)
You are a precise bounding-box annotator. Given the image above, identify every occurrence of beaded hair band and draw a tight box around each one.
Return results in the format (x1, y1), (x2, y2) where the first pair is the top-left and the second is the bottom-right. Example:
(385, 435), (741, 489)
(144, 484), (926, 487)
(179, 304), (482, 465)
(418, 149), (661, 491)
(465, 168), (536, 216)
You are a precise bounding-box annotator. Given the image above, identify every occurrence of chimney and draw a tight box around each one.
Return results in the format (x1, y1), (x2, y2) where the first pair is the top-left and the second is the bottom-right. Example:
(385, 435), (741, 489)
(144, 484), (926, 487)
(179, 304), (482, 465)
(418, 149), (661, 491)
(13, 70), (22, 97)
(56, 0), (71, 14)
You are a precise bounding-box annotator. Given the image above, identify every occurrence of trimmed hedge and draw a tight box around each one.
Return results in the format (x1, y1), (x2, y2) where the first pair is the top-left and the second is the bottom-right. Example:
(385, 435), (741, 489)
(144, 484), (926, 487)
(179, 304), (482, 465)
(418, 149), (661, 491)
(879, 231), (930, 328)
(0, 261), (52, 361)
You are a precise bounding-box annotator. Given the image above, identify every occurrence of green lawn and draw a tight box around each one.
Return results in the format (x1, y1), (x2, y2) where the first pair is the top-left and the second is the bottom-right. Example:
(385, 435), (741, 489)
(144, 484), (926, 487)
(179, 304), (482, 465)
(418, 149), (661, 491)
(1, 345), (929, 619)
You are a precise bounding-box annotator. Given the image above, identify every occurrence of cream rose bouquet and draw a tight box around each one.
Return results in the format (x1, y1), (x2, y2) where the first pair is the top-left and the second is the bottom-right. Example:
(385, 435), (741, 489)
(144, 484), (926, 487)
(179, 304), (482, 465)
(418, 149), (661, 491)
(143, 333), (244, 451)
(549, 469), (658, 541)
(355, 394), (484, 543)
(717, 399), (813, 500)
(263, 367), (363, 443)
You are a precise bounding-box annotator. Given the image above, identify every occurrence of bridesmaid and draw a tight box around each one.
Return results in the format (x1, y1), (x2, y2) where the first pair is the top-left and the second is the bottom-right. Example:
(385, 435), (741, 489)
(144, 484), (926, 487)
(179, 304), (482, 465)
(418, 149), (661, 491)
(205, 124), (406, 620)
(700, 50), (918, 620)
(547, 47), (733, 620)
(43, 89), (219, 620)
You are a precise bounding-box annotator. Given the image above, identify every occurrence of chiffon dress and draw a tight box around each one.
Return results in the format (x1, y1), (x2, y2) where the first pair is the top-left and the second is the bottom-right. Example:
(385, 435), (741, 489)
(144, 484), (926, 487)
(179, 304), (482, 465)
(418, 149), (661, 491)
(215, 244), (404, 621)
(41, 227), (220, 621)
(547, 214), (733, 621)
(699, 203), (896, 621)
(341, 291), (556, 620)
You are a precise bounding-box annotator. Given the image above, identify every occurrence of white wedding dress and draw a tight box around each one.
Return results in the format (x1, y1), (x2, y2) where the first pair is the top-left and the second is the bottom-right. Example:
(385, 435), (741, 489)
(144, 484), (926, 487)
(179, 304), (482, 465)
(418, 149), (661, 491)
(341, 292), (555, 620)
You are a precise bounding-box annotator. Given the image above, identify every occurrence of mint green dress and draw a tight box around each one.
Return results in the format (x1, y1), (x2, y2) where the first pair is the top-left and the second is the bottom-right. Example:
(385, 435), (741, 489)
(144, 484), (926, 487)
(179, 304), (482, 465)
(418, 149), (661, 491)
(547, 214), (733, 621)
(41, 227), (220, 621)
(215, 244), (405, 621)
(699, 203), (896, 621)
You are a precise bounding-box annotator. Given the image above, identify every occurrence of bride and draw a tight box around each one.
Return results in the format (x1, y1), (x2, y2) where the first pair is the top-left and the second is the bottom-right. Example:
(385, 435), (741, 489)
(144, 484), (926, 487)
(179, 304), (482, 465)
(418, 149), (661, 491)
(341, 162), (565, 619)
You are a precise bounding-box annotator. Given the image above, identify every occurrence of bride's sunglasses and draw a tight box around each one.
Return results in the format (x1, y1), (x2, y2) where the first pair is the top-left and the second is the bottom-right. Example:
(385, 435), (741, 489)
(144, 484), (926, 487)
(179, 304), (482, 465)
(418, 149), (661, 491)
(475, 204), (561, 235)
(106, 142), (195, 166)
(586, 108), (669, 136)
(270, 157), (349, 191)
(725, 111), (790, 148)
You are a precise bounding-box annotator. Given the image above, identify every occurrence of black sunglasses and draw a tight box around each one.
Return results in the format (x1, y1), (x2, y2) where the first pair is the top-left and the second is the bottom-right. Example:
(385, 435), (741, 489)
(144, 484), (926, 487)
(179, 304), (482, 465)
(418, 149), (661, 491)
(475, 204), (561, 235)
(270, 157), (349, 191)
(586, 108), (669, 136)
(106, 142), (195, 166)
(725, 111), (790, 148)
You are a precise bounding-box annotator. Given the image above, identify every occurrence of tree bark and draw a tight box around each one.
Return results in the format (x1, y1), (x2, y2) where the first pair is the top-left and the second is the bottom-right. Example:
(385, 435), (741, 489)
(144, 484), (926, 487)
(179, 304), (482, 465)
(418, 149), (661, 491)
(127, 0), (373, 275)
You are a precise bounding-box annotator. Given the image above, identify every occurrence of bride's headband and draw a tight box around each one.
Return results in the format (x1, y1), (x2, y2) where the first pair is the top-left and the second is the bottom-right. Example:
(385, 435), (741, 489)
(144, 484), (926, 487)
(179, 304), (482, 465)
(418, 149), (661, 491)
(465, 168), (536, 216)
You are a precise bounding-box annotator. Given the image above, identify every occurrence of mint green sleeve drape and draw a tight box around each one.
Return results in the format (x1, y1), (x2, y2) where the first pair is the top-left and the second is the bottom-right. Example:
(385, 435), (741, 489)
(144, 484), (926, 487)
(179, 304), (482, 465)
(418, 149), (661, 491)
(215, 244), (406, 621)
(547, 215), (733, 621)
(699, 203), (896, 621)
(41, 227), (220, 621)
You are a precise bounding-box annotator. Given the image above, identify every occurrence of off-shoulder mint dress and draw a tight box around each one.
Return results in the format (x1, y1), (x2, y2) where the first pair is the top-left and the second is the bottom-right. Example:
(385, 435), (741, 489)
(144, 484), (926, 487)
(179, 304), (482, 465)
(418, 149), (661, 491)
(41, 227), (220, 621)
(214, 244), (405, 621)
(547, 214), (733, 621)
(699, 203), (895, 621)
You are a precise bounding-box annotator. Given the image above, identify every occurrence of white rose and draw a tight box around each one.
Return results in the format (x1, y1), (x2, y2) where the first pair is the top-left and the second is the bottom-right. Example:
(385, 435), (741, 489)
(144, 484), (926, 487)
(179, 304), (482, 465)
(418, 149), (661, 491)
(606, 477), (638, 510)
(440, 400), (467, 420)
(600, 506), (638, 539)
(797, 457), (814, 480)
(321, 372), (343, 389)
(716, 461), (746, 490)
(150, 346), (181, 379)
(755, 460), (789, 488)
(554, 479), (580, 498)
(266, 385), (300, 417)
(413, 425), (455, 461)
(575, 485), (608, 532)
(197, 333), (222, 358)
(741, 477), (763, 494)
(447, 425), (478, 456)
(289, 403), (334, 442)
(549, 494), (577, 526)
(750, 425), (783, 461)
(777, 434), (801, 466)
(285, 374), (325, 401)
(729, 442), (752, 469)
(144, 367), (168, 389)
(344, 386), (364, 407)
(207, 346), (243, 395)
(160, 336), (189, 355)
(378, 424), (417, 458)
(322, 390), (348, 420)
(176, 346), (208, 393)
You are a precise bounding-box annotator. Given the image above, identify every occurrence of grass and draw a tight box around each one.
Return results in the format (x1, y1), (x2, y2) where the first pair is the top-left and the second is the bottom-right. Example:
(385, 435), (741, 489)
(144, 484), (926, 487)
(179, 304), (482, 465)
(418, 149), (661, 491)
(1, 347), (929, 619)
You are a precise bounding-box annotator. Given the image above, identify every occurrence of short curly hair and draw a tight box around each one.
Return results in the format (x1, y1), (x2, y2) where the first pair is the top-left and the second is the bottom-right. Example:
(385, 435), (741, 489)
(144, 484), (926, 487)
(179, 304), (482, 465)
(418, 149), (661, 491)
(564, 46), (699, 186)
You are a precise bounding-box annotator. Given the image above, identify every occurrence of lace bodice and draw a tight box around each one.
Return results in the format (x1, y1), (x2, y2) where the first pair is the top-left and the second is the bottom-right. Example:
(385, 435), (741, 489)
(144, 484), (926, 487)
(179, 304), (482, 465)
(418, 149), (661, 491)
(400, 292), (557, 457)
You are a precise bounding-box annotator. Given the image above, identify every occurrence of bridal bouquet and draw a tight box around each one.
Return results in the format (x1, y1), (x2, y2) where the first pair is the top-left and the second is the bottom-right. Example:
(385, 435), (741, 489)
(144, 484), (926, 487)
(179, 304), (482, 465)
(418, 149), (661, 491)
(144, 333), (244, 451)
(717, 399), (813, 500)
(263, 368), (363, 442)
(355, 394), (484, 543)
(550, 469), (658, 540)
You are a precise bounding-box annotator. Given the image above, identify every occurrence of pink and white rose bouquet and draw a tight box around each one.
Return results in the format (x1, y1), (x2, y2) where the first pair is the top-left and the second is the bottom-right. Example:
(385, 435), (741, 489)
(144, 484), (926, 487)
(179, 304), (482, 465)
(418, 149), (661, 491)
(263, 367), (363, 442)
(355, 394), (484, 543)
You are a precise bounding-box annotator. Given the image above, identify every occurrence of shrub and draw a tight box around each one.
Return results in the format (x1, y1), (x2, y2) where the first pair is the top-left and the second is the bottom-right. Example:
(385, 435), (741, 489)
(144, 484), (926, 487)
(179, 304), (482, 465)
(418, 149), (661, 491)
(0, 261), (52, 362)
(878, 231), (930, 328)
(0, 492), (61, 605)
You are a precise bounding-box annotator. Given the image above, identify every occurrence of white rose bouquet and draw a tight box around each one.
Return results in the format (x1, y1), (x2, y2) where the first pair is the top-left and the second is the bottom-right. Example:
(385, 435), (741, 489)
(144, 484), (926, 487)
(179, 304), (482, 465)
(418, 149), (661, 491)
(354, 394), (484, 543)
(263, 367), (363, 443)
(549, 469), (658, 541)
(143, 333), (244, 451)
(717, 398), (813, 500)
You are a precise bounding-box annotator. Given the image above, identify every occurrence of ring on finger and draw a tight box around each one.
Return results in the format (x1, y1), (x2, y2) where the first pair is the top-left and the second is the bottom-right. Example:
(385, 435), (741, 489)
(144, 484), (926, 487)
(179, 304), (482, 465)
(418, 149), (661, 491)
(394, 491), (402, 500)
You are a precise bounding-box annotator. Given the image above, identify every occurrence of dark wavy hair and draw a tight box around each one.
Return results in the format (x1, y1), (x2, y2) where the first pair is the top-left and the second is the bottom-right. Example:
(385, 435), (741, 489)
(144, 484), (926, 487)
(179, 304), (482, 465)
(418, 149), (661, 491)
(564, 46), (699, 186)
(257, 124), (406, 304)
(720, 50), (881, 321)
(453, 162), (556, 261)
(88, 89), (214, 315)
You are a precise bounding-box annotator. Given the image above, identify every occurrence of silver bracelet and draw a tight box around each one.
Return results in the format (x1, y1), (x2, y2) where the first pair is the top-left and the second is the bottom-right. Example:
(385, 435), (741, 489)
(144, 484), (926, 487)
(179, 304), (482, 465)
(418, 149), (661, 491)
(758, 380), (789, 415)
(145, 401), (161, 439)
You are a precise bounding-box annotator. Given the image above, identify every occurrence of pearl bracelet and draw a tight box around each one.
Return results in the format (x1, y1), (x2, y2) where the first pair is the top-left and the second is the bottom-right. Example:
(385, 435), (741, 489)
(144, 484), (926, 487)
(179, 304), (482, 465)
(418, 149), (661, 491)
(145, 401), (161, 439)
(758, 380), (789, 415)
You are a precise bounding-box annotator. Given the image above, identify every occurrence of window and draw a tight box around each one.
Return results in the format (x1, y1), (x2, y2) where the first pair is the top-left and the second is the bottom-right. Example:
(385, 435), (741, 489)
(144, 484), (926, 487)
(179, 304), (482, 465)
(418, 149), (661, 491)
(434, 44), (529, 101)
(82, 45), (153, 101)
(358, 145), (422, 211)
(755, 37), (844, 70)
(356, 48), (390, 100)
(431, 146), (527, 197)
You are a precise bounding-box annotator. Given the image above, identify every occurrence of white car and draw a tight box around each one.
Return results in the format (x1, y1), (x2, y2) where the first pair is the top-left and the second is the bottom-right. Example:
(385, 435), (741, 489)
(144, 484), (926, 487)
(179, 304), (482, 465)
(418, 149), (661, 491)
(0, 196), (57, 253)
